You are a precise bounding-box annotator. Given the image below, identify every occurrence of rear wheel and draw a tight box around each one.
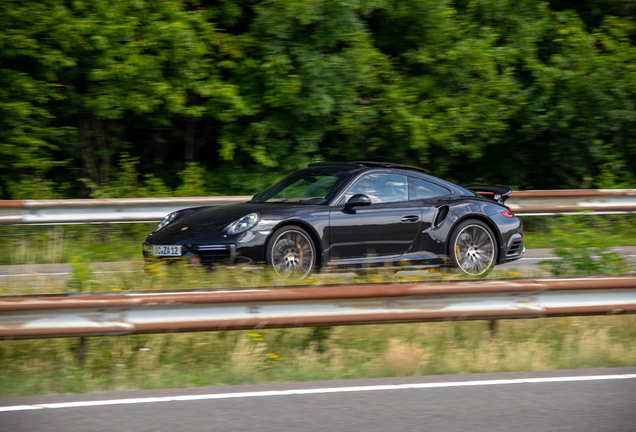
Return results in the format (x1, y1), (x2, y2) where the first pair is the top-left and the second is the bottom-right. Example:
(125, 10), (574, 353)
(449, 219), (496, 276)
(266, 226), (316, 280)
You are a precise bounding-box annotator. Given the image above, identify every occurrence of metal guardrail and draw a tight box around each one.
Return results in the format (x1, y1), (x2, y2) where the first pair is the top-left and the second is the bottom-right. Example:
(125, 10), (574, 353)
(1, 277), (635, 340)
(0, 196), (248, 225)
(0, 189), (635, 225)
(506, 189), (636, 215)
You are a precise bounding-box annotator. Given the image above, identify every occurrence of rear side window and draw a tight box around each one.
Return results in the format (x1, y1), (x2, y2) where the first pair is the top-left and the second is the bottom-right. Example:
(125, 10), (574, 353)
(343, 173), (409, 204)
(409, 177), (450, 200)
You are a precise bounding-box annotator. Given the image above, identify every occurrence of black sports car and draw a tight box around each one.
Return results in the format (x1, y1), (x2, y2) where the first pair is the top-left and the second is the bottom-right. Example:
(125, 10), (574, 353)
(143, 162), (524, 278)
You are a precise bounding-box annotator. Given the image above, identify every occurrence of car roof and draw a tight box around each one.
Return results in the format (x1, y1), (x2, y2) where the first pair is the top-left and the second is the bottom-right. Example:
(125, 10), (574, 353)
(307, 161), (430, 174)
(306, 161), (474, 197)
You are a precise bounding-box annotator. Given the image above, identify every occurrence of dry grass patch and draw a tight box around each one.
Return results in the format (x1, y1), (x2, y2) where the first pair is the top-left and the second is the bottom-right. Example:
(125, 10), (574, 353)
(1, 315), (635, 398)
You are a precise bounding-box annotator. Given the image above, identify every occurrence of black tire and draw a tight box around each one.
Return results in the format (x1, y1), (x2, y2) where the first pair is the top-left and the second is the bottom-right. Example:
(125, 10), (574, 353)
(448, 219), (496, 276)
(266, 226), (316, 280)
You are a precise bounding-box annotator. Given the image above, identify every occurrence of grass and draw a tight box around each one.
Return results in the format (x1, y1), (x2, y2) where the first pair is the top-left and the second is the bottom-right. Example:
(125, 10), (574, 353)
(1, 214), (635, 266)
(522, 214), (636, 249)
(2, 212), (636, 296)
(0, 259), (538, 297)
(0, 213), (635, 398)
(0, 224), (152, 266)
(1, 315), (635, 398)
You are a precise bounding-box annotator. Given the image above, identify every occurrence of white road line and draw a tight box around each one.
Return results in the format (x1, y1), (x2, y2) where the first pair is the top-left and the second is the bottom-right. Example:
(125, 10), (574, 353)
(1, 374), (635, 413)
(0, 405), (42, 412)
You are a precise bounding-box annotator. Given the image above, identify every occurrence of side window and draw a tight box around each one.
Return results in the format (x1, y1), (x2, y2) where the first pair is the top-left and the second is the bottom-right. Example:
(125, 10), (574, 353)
(409, 177), (450, 200)
(343, 174), (408, 204)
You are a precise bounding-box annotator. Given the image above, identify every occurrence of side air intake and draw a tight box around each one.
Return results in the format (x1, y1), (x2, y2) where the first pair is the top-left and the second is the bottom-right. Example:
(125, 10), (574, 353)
(434, 205), (449, 227)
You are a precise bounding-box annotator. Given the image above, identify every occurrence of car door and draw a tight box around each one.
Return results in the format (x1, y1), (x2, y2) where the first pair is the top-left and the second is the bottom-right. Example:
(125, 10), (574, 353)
(329, 173), (421, 260)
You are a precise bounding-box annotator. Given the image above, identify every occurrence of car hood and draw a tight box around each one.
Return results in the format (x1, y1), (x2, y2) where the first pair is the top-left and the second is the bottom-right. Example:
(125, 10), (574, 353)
(145, 202), (315, 244)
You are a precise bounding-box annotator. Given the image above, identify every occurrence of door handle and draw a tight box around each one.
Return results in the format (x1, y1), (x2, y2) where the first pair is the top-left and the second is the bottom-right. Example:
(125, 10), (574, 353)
(401, 215), (419, 223)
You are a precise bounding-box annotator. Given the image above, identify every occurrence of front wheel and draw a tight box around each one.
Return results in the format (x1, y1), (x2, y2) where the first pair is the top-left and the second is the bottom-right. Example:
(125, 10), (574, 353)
(449, 219), (496, 276)
(266, 226), (316, 280)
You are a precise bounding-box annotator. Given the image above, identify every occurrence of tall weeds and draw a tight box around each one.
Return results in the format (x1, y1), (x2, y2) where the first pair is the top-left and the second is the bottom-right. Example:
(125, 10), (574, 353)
(1, 316), (635, 398)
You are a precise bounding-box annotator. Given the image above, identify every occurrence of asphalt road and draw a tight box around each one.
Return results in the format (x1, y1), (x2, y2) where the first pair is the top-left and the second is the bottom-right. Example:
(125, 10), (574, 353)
(1, 247), (635, 280)
(1, 368), (635, 432)
(496, 246), (636, 272)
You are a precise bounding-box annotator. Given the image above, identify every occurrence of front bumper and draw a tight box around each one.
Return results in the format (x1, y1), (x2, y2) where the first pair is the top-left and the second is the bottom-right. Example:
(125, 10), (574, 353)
(143, 229), (269, 269)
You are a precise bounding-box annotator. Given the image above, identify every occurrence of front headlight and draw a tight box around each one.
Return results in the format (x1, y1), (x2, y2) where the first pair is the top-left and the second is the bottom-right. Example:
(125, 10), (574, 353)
(227, 213), (259, 235)
(154, 211), (179, 232)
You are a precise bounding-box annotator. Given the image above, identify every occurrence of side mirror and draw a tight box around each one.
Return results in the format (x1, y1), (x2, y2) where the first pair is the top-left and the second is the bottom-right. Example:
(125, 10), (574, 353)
(345, 194), (372, 210)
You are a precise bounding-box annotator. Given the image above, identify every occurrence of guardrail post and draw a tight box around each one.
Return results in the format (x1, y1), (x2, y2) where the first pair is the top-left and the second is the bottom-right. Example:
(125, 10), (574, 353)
(77, 337), (86, 367)
(489, 320), (498, 339)
(100, 225), (109, 244)
(308, 327), (332, 353)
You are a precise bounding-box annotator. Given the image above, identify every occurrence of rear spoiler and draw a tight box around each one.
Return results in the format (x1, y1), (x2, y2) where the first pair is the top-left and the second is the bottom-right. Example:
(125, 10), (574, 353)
(464, 185), (512, 204)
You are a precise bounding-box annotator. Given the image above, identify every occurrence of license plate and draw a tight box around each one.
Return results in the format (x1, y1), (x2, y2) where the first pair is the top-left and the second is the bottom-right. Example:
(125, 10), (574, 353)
(151, 245), (182, 257)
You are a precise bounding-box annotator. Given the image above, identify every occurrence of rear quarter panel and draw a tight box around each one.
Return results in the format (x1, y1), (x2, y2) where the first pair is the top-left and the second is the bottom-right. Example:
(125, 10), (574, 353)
(412, 198), (517, 264)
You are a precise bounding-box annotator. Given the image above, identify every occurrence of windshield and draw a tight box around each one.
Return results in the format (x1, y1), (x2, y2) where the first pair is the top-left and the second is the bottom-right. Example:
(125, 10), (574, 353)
(251, 167), (353, 205)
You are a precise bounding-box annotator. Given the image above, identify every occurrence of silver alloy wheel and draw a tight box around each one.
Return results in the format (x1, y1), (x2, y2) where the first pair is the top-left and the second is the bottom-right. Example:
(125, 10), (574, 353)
(270, 229), (315, 279)
(453, 224), (495, 275)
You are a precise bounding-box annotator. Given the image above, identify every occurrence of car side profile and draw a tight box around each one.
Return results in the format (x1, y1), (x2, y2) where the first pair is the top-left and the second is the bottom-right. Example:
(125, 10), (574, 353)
(143, 162), (524, 278)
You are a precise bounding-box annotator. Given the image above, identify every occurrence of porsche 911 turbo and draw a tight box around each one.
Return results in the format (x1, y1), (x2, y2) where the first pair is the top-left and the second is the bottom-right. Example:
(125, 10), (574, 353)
(143, 162), (524, 278)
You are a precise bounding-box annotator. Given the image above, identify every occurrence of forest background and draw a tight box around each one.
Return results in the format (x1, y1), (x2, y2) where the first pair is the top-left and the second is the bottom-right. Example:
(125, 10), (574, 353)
(2, 0), (636, 200)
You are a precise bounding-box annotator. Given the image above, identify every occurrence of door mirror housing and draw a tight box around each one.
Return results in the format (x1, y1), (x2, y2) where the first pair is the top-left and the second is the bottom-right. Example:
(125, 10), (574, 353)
(345, 194), (372, 209)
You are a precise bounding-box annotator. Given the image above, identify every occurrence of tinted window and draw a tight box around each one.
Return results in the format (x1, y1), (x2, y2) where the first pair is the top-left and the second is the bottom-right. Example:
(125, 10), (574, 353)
(252, 168), (353, 205)
(409, 177), (450, 199)
(343, 173), (408, 204)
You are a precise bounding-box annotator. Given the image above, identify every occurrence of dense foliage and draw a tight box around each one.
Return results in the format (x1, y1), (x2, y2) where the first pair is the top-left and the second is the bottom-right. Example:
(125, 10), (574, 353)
(2, 0), (636, 198)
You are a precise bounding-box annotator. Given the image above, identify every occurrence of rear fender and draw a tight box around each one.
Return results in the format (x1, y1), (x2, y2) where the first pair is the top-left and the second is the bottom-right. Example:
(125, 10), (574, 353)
(415, 201), (505, 263)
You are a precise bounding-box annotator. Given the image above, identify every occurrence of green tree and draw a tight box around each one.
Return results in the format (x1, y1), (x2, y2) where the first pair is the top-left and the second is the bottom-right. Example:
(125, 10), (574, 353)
(2, 0), (636, 198)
